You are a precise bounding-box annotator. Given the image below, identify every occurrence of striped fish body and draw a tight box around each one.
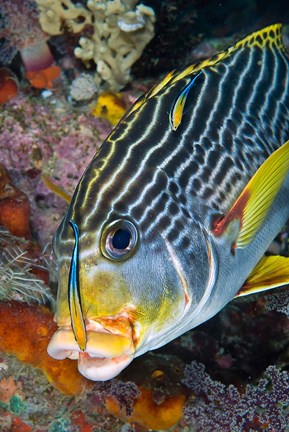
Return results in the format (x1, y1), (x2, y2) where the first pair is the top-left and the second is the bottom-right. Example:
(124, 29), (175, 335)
(48, 24), (289, 381)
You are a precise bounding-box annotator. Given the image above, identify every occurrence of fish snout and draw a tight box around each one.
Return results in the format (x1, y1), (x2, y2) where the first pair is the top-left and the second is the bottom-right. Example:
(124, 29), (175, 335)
(47, 321), (136, 381)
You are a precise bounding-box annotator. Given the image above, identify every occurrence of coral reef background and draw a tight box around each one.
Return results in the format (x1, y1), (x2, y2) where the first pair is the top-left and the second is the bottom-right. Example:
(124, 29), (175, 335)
(1, 1), (289, 431)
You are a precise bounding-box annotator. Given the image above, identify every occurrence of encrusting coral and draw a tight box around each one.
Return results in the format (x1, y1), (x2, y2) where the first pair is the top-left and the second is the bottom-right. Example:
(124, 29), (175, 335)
(36, 0), (156, 90)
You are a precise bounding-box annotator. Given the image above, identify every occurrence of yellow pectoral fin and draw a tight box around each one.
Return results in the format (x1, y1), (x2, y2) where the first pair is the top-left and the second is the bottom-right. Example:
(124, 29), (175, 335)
(212, 140), (289, 248)
(42, 174), (72, 203)
(236, 255), (289, 297)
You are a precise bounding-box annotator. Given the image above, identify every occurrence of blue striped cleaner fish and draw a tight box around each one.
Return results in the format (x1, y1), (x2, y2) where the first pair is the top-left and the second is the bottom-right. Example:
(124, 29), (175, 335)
(47, 24), (289, 381)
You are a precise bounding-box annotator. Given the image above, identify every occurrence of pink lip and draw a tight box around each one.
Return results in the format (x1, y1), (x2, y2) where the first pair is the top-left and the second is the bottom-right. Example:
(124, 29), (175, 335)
(47, 327), (135, 381)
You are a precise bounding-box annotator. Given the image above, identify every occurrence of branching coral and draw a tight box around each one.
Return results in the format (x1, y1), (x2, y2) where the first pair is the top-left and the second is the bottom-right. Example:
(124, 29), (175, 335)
(36, 0), (156, 90)
(183, 361), (289, 431)
(35, 0), (92, 35)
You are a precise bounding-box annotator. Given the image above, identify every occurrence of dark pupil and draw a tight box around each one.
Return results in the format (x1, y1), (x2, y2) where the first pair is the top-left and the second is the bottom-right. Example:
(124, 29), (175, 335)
(112, 228), (131, 250)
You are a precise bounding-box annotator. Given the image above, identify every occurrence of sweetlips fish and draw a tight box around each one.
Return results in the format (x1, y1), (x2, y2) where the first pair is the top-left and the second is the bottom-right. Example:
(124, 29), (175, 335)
(47, 24), (289, 381)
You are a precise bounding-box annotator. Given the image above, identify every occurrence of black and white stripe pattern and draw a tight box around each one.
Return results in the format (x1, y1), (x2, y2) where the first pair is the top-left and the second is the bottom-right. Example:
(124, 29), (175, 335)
(55, 24), (289, 258)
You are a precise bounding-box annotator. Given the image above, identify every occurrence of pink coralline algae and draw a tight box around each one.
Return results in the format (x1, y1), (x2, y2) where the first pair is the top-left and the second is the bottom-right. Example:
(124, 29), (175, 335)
(0, 95), (112, 246)
(183, 361), (289, 432)
(0, 1), (39, 64)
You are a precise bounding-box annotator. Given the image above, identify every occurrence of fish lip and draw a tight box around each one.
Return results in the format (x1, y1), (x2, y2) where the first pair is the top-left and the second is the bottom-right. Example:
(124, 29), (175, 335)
(47, 320), (136, 381)
(78, 352), (134, 381)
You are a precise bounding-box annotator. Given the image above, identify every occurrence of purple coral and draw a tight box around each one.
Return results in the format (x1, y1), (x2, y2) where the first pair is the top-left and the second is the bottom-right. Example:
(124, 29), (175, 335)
(97, 380), (140, 417)
(265, 290), (289, 317)
(183, 361), (289, 431)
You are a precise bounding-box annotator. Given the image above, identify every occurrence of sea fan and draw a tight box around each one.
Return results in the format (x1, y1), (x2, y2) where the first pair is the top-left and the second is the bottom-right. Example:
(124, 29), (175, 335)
(0, 229), (54, 305)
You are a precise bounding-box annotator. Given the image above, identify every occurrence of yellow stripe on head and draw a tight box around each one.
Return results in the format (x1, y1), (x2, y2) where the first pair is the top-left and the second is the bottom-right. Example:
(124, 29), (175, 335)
(68, 220), (87, 350)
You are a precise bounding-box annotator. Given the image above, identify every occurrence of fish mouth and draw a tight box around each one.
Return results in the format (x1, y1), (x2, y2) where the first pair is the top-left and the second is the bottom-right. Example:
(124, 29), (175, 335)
(47, 319), (136, 381)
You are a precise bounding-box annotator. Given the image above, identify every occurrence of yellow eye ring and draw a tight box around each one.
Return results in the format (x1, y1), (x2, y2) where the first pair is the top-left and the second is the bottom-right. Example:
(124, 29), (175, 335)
(100, 219), (138, 261)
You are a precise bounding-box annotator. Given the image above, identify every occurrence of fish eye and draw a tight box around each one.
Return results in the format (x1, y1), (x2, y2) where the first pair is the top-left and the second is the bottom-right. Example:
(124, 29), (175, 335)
(101, 219), (138, 260)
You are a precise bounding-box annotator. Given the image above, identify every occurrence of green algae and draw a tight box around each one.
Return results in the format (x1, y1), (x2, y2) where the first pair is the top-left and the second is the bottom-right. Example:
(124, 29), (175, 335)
(0, 394), (26, 415)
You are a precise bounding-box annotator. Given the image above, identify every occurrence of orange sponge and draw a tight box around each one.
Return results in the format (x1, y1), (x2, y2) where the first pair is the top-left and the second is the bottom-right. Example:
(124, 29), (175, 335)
(0, 165), (31, 239)
(0, 301), (90, 395)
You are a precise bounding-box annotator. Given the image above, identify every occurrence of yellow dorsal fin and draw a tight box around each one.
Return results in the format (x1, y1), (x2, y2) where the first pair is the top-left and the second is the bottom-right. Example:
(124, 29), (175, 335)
(42, 174), (71, 203)
(236, 255), (289, 297)
(212, 140), (289, 248)
(148, 69), (176, 99)
(124, 25), (284, 119)
(127, 70), (176, 117)
(230, 23), (283, 51)
(173, 23), (284, 83)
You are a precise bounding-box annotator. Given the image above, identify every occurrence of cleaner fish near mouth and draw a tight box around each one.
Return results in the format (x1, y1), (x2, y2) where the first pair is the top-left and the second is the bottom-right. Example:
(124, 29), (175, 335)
(47, 24), (289, 381)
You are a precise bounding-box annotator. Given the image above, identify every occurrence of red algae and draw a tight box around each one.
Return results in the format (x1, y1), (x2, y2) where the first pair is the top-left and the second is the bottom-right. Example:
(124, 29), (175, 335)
(0, 164), (31, 239)
(0, 301), (90, 395)
(0, 412), (33, 432)
(10, 416), (33, 432)
(26, 65), (61, 89)
(72, 411), (94, 432)
(0, 68), (19, 104)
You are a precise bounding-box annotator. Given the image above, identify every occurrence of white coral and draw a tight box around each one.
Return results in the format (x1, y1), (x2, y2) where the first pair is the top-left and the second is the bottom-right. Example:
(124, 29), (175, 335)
(36, 0), (155, 90)
(36, 0), (92, 35)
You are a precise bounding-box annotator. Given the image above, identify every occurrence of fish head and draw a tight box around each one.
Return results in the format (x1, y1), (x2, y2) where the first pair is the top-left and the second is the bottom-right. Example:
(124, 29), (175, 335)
(47, 167), (214, 381)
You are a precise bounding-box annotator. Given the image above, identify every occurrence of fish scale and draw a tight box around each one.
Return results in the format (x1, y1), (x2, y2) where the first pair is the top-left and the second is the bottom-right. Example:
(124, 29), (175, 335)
(67, 31), (288, 239)
(54, 21), (289, 260)
(49, 24), (289, 381)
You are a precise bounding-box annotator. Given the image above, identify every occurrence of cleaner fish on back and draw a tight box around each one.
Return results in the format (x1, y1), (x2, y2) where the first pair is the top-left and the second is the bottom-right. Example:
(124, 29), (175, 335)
(48, 24), (289, 381)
